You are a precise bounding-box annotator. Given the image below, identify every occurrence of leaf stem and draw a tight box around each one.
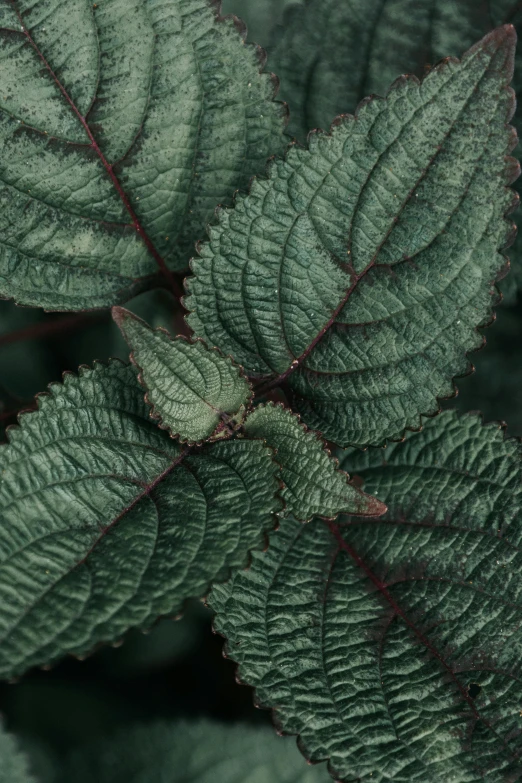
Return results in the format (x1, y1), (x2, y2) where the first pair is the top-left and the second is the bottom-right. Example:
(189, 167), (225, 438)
(0, 312), (108, 348)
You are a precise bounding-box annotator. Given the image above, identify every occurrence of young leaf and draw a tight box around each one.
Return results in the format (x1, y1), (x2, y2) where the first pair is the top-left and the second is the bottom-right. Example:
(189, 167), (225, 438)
(113, 307), (251, 443)
(210, 411), (522, 782)
(0, 361), (280, 680)
(186, 28), (519, 447)
(0, 721), (37, 783)
(243, 403), (386, 520)
(0, 0), (287, 311)
(58, 719), (328, 783)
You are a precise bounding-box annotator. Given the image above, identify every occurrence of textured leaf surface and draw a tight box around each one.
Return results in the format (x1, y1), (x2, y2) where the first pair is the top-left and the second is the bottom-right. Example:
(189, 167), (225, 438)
(187, 28), (519, 447)
(0, 361), (280, 680)
(0, 721), (36, 783)
(114, 307), (251, 443)
(210, 411), (522, 782)
(0, 0), (286, 310)
(58, 719), (328, 783)
(271, 0), (522, 299)
(243, 403), (386, 520)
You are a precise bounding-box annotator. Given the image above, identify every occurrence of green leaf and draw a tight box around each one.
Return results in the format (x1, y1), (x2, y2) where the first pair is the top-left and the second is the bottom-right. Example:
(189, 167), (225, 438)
(210, 411), (522, 782)
(270, 0), (522, 300)
(0, 360), (280, 680)
(0, 0), (286, 311)
(243, 402), (386, 520)
(186, 28), (519, 447)
(58, 719), (328, 783)
(0, 721), (37, 783)
(272, 0), (516, 140)
(113, 307), (252, 443)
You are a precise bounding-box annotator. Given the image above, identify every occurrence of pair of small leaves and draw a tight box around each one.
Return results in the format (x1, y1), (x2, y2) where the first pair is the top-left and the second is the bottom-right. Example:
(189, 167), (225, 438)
(114, 307), (384, 519)
(0, 310), (380, 680)
(210, 410), (522, 782)
(0, 0), (287, 310)
(186, 26), (519, 448)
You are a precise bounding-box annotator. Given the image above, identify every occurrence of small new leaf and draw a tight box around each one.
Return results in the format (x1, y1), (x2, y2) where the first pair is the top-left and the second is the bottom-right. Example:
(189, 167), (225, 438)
(0, 0), (286, 310)
(113, 307), (251, 444)
(210, 411), (522, 782)
(243, 403), (386, 521)
(187, 28), (519, 447)
(0, 361), (280, 680)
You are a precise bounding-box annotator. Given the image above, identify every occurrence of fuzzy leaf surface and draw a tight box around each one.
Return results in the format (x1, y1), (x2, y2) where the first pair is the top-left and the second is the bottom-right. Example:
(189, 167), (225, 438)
(271, 0), (522, 300)
(58, 719), (328, 783)
(0, 722), (36, 783)
(0, 361), (280, 680)
(114, 308), (251, 443)
(210, 411), (522, 782)
(0, 0), (286, 310)
(243, 403), (386, 520)
(187, 28), (519, 447)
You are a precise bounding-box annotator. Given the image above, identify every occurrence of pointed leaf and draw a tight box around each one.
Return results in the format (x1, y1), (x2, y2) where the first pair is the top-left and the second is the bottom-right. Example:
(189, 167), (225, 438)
(210, 411), (522, 782)
(113, 307), (252, 443)
(60, 719), (328, 783)
(243, 402), (386, 521)
(0, 361), (280, 680)
(271, 0), (522, 299)
(0, 0), (286, 310)
(187, 28), (519, 447)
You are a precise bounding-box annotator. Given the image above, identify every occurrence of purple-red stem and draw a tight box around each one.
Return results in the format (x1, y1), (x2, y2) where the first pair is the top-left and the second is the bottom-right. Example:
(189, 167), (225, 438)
(0, 312), (107, 348)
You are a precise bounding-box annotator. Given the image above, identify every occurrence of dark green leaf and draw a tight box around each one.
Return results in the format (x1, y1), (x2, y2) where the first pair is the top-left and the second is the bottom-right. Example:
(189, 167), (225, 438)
(57, 719), (328, 783)
(187, 28), (519, 447)
(0, 0), (286, 310)
(210, 411), (522, 782)
(114, 307), (252, 443)
(270, 0), (522, 300)
(0, 721), (37, 783)
(0, 360), (280, 680)
(243, 402), (386, 520)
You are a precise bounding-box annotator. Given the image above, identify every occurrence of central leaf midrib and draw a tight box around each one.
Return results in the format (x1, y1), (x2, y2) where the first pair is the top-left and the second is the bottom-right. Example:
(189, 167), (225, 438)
(259, 43), (500, 395)
(327, 521), (519, 762)
(9, 0), (172, 283)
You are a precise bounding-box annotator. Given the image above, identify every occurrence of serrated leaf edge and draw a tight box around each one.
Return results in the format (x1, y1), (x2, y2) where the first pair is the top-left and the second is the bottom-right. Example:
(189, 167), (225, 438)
(112, 307), (255, 446)
(242, 401), (387, 521)
(183, 25), (520, 450)
(212, 407), (522, 783)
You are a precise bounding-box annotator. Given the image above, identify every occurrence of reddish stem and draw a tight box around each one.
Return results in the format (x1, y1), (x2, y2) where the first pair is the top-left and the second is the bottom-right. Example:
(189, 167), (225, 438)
(78, 447), (192, 565)
(327, 521), (518, 757)
(255, 264), (372, 396)
(0, 312), (107, 348)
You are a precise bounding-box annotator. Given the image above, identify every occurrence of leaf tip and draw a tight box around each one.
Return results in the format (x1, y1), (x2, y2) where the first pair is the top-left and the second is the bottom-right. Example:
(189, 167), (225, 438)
(111, 305), (131, 329)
